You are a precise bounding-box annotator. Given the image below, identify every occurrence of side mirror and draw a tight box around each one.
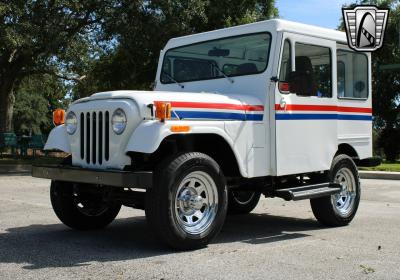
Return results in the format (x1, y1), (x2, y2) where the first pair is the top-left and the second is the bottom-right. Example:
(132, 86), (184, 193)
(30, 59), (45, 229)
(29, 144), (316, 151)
(288, 71), (314, 96)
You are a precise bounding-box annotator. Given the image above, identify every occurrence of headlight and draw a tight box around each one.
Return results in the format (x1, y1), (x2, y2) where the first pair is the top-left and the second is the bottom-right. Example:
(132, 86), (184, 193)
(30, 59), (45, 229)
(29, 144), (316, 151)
(65, 111), (77, 135)
(112, 108), (127, 135)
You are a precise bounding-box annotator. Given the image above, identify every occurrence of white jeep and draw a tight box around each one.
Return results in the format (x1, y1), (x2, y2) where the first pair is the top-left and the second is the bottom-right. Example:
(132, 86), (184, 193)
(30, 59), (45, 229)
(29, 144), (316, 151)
(33, 19), (379, 249)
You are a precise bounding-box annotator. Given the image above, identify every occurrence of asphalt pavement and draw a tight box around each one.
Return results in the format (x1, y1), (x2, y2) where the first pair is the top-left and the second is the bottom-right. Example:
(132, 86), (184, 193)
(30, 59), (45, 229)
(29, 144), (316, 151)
(0, 176), (399, 280)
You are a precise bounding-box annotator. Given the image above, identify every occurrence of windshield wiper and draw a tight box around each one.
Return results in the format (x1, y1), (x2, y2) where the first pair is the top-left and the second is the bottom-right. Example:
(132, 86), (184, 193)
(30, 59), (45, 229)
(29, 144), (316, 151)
(162, 71), (184, 89)
(211, 62), (234, 84)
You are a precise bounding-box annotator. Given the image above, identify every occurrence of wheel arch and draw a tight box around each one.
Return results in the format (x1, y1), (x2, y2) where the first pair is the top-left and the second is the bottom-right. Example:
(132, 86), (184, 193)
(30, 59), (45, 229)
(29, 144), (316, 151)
(336, 143), (359, 160)
(128, 133), (244, 178)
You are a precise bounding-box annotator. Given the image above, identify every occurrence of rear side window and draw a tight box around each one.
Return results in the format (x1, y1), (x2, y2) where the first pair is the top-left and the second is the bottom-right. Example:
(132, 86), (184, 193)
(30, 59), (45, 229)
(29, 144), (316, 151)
(337, 50), (368, 99)
(294, 43), (332, 98)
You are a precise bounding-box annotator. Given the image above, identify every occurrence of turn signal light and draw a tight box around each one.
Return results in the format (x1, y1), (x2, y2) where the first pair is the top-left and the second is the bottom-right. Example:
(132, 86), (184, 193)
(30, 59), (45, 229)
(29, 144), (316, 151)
(170, 125), (190, 133)
(154, 101), (172, 122)
(53, 109), (65, 126)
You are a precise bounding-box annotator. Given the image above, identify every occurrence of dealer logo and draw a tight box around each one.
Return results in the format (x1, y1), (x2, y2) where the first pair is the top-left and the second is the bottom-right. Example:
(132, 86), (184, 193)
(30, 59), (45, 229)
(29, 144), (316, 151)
(343, 5), (389, 52)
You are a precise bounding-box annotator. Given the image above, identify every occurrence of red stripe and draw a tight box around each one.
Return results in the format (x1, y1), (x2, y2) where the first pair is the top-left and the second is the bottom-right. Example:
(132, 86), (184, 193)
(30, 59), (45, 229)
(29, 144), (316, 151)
(275, 104), (372, 114)
(163, 101), (264, 112)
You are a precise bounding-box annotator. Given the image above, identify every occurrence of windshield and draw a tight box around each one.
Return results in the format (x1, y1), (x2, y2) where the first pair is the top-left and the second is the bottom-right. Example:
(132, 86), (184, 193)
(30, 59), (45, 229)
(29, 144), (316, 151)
(160, 32), (271, 84)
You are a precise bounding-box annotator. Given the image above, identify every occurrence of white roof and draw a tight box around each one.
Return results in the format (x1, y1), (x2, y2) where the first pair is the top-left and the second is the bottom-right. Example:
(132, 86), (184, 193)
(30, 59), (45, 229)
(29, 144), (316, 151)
(165, 19), (347, 49)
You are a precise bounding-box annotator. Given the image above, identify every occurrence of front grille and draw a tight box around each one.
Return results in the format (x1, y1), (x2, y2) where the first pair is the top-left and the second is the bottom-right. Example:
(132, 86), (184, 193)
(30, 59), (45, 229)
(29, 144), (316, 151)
(80, 111), (110, 165)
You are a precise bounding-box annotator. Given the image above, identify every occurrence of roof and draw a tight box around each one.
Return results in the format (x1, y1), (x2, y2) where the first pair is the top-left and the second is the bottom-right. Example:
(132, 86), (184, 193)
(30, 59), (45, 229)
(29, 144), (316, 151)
(165, 19), (347, 49)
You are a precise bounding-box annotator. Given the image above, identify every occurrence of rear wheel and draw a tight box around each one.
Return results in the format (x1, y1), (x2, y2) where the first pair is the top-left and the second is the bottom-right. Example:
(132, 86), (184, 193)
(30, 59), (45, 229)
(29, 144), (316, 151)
(50, 181), (121, 230)
(228, 190), (261, 214)
(145, 152), (228, 250)
(310, 154), (360, 226)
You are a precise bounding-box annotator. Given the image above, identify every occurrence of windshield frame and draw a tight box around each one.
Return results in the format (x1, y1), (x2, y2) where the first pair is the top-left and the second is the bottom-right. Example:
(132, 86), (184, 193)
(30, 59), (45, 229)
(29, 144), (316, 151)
(159, 31), (273, 85)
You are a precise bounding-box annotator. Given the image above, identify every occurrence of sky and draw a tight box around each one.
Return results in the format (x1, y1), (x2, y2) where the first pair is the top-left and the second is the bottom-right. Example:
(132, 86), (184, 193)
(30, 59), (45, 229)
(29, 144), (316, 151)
(276, 0), (351, 29)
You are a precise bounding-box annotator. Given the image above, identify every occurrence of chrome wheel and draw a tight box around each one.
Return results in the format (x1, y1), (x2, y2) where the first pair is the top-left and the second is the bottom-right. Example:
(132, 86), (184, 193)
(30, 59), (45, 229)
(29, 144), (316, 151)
(174, 171), (218, 235)
(331, 167), (357, 217)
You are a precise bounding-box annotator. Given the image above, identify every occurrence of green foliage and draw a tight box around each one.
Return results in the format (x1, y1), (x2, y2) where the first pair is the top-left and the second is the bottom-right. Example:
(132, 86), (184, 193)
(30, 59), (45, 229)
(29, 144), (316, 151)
(0, 0), (115, 132)
(13, 75), (69, 135)
(74, 0), (279, 98)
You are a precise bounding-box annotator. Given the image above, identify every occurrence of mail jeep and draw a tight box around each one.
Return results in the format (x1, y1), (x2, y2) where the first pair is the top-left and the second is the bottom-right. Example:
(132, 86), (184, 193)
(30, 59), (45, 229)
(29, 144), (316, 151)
(33, 19), (378, 250)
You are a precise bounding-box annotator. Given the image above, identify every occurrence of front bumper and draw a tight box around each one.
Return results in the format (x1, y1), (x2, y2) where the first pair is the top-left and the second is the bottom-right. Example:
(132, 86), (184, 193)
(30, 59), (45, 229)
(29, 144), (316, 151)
(32, 165), (152, 189)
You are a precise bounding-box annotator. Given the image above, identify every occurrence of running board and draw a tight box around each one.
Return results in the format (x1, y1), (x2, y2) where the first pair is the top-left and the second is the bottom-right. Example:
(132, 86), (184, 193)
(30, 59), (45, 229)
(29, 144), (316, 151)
(273, 183), (341, 201)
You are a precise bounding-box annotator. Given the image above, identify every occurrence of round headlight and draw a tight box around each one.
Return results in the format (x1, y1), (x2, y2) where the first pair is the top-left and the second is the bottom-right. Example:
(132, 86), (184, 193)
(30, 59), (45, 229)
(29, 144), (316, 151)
(112, 109), (127, 135)
(65, 111), (77, 135)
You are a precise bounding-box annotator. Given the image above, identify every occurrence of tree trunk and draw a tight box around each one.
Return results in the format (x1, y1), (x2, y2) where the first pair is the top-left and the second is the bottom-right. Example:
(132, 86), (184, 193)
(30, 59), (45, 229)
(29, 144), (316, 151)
(0, 79), (16, 133)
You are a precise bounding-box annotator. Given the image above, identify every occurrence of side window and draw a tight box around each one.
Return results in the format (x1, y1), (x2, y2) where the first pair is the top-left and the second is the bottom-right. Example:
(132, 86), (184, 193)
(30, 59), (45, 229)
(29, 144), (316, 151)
(337, 61), (346, 98)
(337, 50), (368, 99)
(279, 40), (292, 82)
(293, 43), (332, 98)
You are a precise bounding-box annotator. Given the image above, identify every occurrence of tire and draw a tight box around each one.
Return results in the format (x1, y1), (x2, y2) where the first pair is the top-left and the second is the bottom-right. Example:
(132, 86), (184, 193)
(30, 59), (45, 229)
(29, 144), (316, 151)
(310, 154), (360, 227)
(50, 181), (121, 230)
(228, 190), (261, 214)
(145, 152), (228, 250)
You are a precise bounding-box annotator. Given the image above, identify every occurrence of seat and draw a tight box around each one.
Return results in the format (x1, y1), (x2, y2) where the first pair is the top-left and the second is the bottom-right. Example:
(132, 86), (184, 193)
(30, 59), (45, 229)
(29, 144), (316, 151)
(293, 56), (318, 96)
(237, 63), (258, 75)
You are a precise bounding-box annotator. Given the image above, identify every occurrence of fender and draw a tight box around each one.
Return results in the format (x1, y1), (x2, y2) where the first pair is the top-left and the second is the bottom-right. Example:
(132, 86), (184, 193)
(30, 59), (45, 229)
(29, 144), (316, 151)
(125, 120), (248, 177)
(44, 125), (71, 153)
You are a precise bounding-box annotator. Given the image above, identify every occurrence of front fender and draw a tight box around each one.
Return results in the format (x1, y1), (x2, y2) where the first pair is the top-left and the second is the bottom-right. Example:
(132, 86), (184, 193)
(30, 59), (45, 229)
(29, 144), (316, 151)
(44, 125), (71, 153)
(125, 120), (248, 177)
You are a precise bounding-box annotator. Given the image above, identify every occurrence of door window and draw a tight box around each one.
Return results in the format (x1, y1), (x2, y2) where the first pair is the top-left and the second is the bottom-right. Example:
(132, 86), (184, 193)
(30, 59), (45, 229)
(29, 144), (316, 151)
(293, 43), (332, 98)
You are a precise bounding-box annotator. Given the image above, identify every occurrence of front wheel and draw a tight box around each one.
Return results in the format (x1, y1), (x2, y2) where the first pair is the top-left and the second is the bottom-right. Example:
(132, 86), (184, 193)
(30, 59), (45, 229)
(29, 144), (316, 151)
(50, 181), (121, 230)
(145, 152), (228, 250)
(310, 154), (360, 226)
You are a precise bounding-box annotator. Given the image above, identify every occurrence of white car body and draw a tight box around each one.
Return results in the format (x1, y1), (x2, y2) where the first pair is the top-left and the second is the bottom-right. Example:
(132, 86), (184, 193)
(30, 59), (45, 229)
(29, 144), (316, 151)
(45, 19), (372, 179)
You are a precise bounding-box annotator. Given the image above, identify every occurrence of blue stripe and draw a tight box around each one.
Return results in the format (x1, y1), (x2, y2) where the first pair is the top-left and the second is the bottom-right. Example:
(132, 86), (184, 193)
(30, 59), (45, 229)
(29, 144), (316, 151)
(276, 113), (372, 121)
(174, 111), (263, 121)
(337, 114), (373, 121)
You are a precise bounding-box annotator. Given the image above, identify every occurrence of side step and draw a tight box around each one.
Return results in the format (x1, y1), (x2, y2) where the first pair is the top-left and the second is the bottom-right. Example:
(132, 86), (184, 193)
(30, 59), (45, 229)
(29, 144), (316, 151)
(273, 183), (341, 201)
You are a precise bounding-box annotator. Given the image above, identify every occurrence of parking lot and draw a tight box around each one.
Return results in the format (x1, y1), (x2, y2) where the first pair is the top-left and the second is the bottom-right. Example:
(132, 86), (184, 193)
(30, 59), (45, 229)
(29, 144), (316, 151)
(0, 175), (399, 280)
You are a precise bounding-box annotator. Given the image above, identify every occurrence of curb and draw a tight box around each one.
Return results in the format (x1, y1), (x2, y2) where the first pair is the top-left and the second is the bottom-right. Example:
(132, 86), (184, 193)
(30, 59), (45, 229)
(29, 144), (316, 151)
(0, 164), (31, 175)
(359, 171), (400, 180)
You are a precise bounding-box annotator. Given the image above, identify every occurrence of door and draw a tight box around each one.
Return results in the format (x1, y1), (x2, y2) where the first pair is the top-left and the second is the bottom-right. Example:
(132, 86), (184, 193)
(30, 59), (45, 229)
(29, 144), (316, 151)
(274, 33), (338, 176)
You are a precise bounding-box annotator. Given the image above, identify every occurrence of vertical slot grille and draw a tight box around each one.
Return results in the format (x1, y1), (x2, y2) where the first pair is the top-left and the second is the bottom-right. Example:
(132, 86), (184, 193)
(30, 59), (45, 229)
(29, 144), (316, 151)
(80, 113), (84, 159)
(92, 112), (97, 164)
(99, 112), (103, 165)
(105, 111), (110, 161)
(86, 113), (91, 164)
(79, 111), (110, 165)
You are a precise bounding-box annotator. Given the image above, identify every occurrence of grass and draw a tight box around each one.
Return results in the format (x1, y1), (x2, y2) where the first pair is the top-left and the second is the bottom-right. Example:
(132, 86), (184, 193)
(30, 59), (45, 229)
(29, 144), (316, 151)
(359, 161), (400, 172)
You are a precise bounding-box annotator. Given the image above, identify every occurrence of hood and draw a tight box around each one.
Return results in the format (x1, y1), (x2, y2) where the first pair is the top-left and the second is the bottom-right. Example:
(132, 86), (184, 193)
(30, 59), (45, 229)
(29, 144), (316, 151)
(74, 90), (264, 120)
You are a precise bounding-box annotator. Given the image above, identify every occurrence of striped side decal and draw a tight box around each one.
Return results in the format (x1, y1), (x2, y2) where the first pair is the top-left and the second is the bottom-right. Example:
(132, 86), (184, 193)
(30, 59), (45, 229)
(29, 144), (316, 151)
(275, 104), (372, 121)
(156, 101), (265, 121)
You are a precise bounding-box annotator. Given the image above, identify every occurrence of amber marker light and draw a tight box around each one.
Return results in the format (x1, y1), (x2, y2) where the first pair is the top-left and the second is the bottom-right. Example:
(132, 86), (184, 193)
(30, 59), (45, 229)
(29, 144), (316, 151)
(170, 125), (191, 133)
(154, 101), (172, 122)
(53, 109), (65, 126)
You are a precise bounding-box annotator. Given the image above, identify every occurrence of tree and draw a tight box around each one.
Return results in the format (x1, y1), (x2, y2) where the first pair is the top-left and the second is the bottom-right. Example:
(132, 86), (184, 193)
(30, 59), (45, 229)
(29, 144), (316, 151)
(13, 75), (69, 136)
(73, 0), (279, 98)
(0, 0), (113, 133)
